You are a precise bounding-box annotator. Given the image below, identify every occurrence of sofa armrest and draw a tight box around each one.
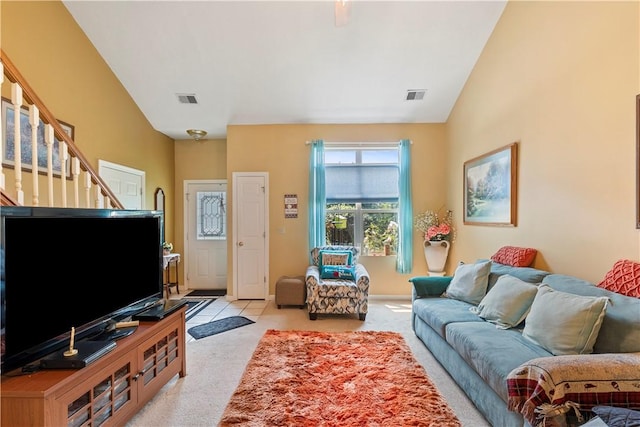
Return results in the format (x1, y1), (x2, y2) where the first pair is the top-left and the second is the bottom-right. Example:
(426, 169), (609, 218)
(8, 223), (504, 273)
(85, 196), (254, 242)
(507, 353), (640, 425)
(409, 276), (452, 299)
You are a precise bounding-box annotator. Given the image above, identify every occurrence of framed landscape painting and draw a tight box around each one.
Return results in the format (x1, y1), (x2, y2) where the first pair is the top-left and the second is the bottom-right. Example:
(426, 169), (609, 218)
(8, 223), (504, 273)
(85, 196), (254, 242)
(1, 98), (74, 178)
(464, 142), (518, 226)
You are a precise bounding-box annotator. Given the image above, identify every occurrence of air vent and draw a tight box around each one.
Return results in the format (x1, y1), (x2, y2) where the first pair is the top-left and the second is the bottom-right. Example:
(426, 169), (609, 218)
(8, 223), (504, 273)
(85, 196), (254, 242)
(176, 93), (198, 104)
(405, 90), (426, 101)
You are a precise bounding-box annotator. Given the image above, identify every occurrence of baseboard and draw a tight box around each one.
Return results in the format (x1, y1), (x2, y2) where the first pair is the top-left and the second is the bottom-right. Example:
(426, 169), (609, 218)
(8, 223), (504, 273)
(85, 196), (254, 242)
(368, 294), (412, 301)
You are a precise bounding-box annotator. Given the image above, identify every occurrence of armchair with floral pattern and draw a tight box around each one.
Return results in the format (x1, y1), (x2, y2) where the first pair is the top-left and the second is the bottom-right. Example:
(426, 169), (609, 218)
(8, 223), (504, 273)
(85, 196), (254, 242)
(305, 245), (370, 321)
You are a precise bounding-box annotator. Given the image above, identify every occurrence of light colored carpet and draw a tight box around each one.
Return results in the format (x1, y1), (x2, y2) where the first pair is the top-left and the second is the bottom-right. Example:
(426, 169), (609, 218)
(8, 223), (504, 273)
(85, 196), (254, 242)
(126, 298), (491, 427)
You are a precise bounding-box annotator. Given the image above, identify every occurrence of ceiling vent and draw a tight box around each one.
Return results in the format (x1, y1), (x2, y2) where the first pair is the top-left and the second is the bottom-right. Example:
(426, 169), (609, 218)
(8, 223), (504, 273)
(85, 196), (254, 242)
(176, 93), (198, 104)
(405, 90), (426, 101)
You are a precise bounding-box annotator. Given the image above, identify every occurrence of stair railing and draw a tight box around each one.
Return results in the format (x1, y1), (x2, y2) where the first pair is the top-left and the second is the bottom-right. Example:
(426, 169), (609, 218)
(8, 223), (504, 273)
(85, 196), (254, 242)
(0, 49), (122, 209)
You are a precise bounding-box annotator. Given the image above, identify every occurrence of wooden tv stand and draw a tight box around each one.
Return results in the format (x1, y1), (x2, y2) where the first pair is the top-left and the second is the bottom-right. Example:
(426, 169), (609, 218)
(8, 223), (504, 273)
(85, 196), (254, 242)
(1, 306), (186, 427)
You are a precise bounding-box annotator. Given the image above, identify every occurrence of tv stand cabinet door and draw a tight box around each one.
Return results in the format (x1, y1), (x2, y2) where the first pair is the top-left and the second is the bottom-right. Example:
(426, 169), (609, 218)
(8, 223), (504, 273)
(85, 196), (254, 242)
(58, 352), (140, 427)
(136, 310), (186, 405)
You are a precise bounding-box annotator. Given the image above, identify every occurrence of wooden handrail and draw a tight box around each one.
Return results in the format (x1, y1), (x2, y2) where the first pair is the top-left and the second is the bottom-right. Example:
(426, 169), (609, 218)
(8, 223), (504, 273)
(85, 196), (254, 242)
(0, 48), (123, 209)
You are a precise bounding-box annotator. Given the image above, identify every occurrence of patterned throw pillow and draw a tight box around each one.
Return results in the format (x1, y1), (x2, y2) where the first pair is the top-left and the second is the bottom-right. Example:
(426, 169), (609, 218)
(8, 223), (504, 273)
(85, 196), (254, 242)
(319, 250), (352, 267)
(311, 246), (358, 266)
(320, 265), (356, 280)
(490, 246), (537, 267)
(598, 259), (640, 298)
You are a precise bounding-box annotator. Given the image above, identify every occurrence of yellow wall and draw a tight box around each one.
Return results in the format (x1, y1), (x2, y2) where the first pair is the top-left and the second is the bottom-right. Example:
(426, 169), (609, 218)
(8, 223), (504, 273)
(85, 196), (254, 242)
(1, 1), (176, 242)
(446, 1), (640, 283)
(226, 124), (447, 296)
(173, 138), (227, 257)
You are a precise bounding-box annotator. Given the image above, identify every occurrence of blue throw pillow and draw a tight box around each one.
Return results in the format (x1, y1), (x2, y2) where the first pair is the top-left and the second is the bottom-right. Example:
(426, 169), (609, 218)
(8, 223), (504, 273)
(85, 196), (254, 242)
(320, 265), (356, 280)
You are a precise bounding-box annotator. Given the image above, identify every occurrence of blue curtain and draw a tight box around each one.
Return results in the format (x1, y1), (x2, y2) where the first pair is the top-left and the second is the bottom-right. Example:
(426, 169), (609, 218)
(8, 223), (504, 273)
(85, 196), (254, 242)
(308, 140), (326, 261)
(396, 139), (413, 273)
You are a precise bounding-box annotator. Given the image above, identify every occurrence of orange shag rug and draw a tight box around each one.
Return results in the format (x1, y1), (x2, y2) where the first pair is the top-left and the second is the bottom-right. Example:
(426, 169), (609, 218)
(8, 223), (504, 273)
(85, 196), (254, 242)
(219, 330), (461, 426)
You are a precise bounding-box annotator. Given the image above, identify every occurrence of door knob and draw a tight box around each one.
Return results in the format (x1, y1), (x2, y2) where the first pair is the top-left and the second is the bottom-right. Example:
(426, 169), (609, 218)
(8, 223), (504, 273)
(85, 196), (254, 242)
(238, 241), (244, 246)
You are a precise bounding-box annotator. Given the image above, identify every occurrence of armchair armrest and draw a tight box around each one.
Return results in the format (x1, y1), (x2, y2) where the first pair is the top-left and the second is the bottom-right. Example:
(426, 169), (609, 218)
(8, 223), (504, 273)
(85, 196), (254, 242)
(306, 265), (320, 281)
(409, 276), (452, 299)
(354, 263), (370, 295)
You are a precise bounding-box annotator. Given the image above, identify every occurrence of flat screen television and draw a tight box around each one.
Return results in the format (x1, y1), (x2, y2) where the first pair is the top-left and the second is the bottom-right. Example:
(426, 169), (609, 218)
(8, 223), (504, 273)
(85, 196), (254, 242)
(0, 206), (164, 373)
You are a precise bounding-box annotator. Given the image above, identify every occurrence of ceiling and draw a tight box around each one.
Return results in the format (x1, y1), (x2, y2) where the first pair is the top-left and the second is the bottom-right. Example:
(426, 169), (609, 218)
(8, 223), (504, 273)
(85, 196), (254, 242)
(63, 1), (507, 140)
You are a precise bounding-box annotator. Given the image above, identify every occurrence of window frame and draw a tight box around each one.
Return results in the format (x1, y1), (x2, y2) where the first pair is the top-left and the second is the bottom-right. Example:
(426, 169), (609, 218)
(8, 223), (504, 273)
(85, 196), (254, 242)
(324, 144), (399, 255)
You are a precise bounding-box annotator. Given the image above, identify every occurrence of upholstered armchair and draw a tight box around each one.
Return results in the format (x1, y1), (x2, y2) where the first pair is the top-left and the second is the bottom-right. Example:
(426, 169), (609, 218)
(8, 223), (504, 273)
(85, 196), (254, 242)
(305, 245), (370, 320)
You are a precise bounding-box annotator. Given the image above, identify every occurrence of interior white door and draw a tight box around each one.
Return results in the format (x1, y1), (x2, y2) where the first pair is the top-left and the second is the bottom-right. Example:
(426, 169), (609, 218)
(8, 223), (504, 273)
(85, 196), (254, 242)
(233, 172), (268, 300)
(185, 180), (227, 290)
(98, 160), (145, 209)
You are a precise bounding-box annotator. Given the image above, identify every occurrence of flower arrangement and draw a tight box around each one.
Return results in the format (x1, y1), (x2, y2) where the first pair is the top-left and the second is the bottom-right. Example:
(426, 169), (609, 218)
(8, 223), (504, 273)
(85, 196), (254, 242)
(414, 209), (456, 242)
(162, 242), (173, 252)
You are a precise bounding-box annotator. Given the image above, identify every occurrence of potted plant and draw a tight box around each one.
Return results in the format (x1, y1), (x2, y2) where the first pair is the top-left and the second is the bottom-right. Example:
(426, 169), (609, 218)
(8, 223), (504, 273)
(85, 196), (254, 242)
(414, 209), (456, 274)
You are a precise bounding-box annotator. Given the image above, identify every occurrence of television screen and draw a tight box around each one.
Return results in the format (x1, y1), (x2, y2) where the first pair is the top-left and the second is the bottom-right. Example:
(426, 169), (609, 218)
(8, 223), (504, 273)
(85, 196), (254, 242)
(0, 206), (163, 373)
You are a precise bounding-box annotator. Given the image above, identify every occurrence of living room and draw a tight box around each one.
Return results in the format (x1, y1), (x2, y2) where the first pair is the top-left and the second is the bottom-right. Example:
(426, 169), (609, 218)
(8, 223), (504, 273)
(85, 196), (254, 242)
(2, 1), (638, 295)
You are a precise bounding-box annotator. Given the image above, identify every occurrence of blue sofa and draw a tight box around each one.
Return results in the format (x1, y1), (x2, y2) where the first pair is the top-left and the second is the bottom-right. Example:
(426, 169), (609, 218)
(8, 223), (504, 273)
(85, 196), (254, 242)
(410, 262), (640, 427)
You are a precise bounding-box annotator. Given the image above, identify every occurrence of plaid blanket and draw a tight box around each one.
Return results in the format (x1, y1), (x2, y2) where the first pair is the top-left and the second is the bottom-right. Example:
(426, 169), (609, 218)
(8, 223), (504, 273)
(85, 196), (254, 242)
(506, 353), (640, 425)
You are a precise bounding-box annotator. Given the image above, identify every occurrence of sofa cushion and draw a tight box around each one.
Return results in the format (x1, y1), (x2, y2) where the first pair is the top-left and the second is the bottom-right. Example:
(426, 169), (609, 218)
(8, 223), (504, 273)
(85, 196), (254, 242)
(522, 285), (608, 355)
(445, 321), (552, 402)
(491, 246), (537, 267)
(412, 297), (483, 338)
(471, 275), (539, 329)
(486, 261), (550, 292)
(598, 259), (640, 298)
(543, 274), (640, 353)
(445, 260), (492, 305)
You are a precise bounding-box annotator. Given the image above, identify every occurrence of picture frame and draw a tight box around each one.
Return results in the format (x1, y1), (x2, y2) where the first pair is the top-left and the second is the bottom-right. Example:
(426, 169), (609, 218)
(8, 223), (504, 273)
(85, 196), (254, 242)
(636, 94), (640, 228)
(1, 97), (74, 178)
(463, 142), (518, 226)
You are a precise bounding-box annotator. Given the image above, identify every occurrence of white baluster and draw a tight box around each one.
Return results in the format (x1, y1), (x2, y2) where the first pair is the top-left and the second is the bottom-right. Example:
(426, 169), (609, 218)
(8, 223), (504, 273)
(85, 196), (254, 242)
(11, 83), (24, 204)
(73, 158), (80, 207)
(59, 142), (68, 207)
(45, 124), (54, 206)
(29, 104), (39, 206)
(0, 61), (5, 190)
(94, 186), (101, 208)
(84, 171), (91, 208)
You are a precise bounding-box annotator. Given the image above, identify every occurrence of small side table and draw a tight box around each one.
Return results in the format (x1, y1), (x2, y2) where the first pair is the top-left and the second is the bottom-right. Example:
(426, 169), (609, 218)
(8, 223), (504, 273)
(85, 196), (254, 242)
(163, 253), (181, 298)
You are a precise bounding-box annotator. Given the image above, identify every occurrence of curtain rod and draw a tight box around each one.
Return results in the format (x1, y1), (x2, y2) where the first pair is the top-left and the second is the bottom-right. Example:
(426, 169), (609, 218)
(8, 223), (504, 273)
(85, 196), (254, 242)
(304, 140), (412, 146)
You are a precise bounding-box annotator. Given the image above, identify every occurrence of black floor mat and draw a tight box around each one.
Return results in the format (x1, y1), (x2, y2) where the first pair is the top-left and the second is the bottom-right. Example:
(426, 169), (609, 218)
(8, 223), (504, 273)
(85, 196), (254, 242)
(187, 316), (255, 339)
(185, 289), (226, 297)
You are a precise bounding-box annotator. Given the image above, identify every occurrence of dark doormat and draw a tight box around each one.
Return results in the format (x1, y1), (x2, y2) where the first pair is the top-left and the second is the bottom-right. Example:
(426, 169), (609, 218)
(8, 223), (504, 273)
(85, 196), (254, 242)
(187, 316), (255, 340)
(185, 289), (226, 297)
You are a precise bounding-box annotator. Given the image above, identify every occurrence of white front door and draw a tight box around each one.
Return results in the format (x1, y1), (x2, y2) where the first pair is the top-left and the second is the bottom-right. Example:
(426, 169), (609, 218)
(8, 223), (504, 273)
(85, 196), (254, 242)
(232, 172), (268, 300)
(184, 180), (228, 290)
(98, 160), (145, 209)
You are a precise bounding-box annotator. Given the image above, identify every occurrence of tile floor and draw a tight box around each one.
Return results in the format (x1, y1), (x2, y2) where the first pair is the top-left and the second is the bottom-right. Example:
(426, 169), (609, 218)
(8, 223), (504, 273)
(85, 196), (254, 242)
(170, 292), (267, 343)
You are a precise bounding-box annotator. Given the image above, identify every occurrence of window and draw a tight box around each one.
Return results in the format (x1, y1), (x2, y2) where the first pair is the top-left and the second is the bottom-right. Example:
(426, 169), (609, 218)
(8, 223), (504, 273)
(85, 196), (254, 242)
(324, 146), (399, 256)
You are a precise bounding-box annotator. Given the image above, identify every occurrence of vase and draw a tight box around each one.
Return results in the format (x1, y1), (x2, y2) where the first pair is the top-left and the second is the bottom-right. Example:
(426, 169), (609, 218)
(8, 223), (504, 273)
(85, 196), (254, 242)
(423, 240), (450, 276)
